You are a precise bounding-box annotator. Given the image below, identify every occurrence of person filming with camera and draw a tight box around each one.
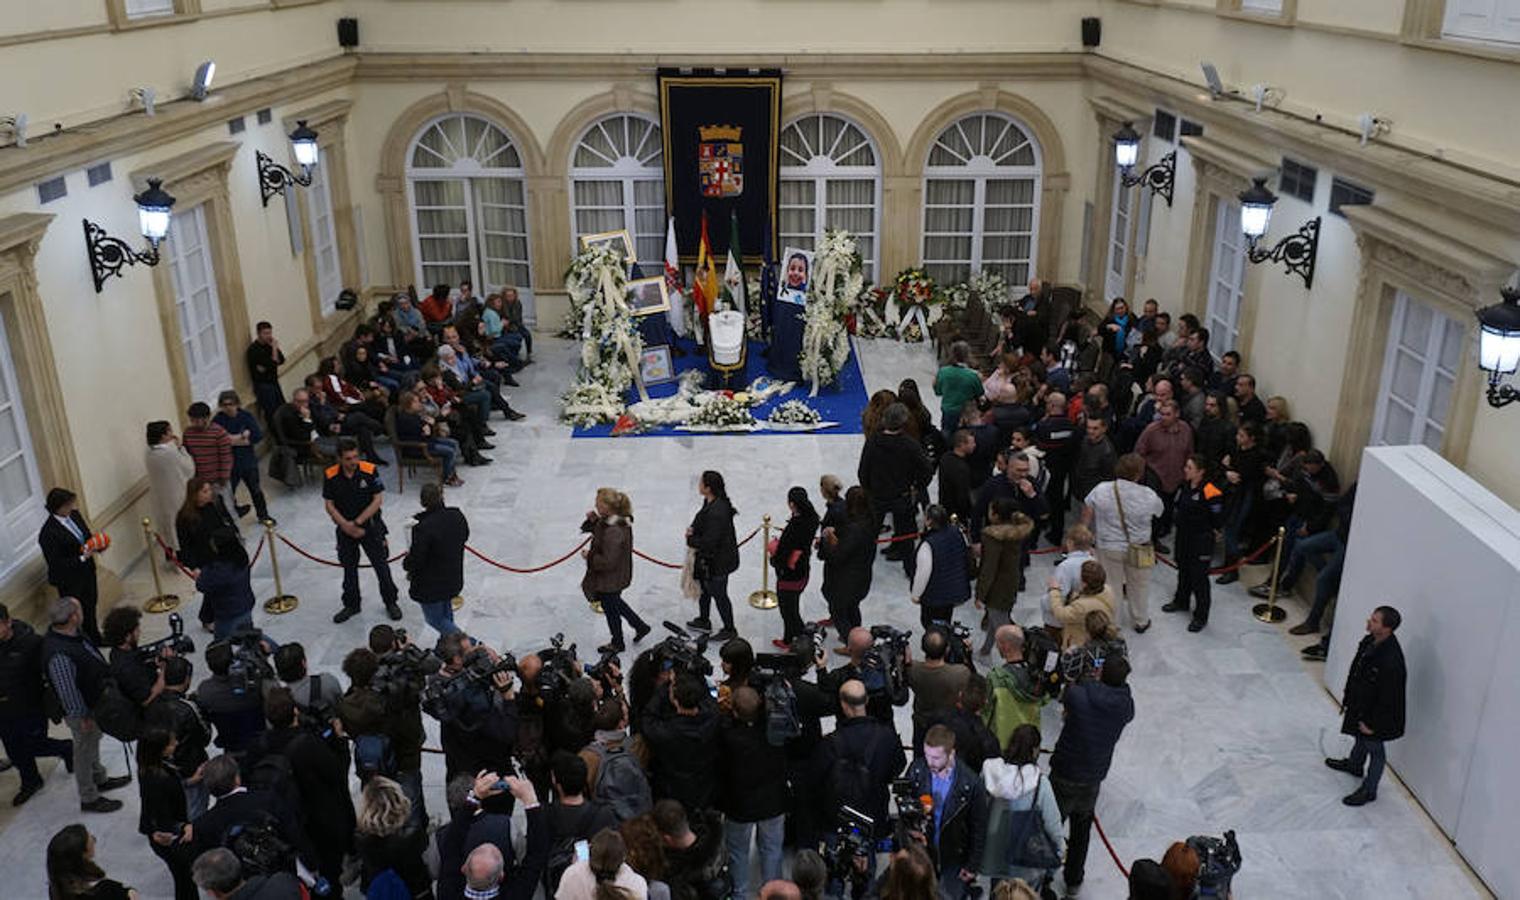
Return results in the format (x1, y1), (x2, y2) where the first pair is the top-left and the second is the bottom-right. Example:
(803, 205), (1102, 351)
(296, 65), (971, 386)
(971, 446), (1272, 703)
(1048, 655), (1135, 898)
(194, 637), (273, 756)
(426, 631), (519, 784)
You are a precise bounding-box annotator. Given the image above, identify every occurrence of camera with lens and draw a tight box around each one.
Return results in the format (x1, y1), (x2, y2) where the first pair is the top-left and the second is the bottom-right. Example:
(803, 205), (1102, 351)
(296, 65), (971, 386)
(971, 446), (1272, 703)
(1020, 627), (1067, 700)
(798, 621), (829, 660)
(373, 628), (443, 701)
(536, 633), (582, 702)
(653, 621), (714, 677)
(824, 805), (877, 885)
(861, 625), (911, 706)
(585, 645), (622, 688)
(890, 778), (931, 844)
(1059, 635), (1127, 686)
(225, 629), (274, 696)
(935, 621), (975, 669)
(420, 645), (517, 724)
(1187, 830), (1241, 898)
(136, 612), (196, 663)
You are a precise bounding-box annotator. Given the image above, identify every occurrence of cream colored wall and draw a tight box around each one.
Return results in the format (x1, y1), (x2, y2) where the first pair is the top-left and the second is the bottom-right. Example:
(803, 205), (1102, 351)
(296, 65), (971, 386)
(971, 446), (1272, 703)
(1297, 0), (1406, 34)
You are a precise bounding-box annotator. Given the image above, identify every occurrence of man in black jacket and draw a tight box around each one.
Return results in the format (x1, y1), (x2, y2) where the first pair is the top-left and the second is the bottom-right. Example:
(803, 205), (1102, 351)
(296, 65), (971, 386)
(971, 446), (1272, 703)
(656, 799), (733, 900)
(195, 640), (268, 755)
(720, 687), (791, 898)
(1327, 605), (1406, 807)
(1049, 656), (1135, 897)
(404, 483), (470, 637)
(0, 603), (73, 806)
(1032, 393), (1078, 546)
(922, 672), (1000, 775)
(937, 430), (976, 524)
(38, 487), (103, 644)
(146, 656), (213, 819)
(643, 671), (721, 812)
(818, 680), (906, 843)
(42, 595), (130, 812)
(428, 632), (519, 782)
(101, 605), (166, 710)
(190, 753), (314, 877)
(858, 404), (931, 568)
(251, 686), (355, 888)
(902, 726), (986, 899)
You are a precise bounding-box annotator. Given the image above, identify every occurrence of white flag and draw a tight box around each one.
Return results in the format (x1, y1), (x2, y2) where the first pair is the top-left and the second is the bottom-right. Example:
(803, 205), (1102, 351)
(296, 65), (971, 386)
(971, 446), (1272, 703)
(663, 217), (688, 337)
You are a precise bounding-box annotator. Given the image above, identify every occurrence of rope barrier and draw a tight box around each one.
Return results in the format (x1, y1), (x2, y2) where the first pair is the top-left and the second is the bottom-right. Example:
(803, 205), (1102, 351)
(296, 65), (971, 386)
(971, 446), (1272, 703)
(1154, 535), (1279, 574)
(275, 533), (409, 568)
(151, 532), (199, 580)
(465, 538), (590, 574)
(736, 525), (763, 548)
(632, 548), (684, 570)
(1092, 813), (1130, 880)
(248, 535), (266, 568)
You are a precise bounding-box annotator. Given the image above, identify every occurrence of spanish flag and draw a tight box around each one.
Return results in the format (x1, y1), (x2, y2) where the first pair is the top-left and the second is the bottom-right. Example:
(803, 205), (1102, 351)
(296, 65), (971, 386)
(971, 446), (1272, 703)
(692, 211), (718, 320)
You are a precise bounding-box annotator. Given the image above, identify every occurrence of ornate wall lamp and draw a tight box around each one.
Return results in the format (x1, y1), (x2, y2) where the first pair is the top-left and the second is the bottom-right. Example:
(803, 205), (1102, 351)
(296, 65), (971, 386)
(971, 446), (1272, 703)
(1113, 121), (1176, 207)
(1238, 177), (1321, 291)
(255, 120), (320, 207)
(83, 177), (176, 293)
(1476, 286), (1520, 409)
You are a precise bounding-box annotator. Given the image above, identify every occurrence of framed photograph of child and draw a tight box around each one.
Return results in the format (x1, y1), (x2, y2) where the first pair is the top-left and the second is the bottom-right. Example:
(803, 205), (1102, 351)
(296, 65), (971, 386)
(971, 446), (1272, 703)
(625, 276), (671, 317)
(580, 229), (637, 263)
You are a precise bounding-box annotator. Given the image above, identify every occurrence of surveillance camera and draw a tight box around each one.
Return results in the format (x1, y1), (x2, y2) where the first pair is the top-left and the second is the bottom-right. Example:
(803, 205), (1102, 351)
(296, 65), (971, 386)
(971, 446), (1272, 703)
(0, 113), (26, 148)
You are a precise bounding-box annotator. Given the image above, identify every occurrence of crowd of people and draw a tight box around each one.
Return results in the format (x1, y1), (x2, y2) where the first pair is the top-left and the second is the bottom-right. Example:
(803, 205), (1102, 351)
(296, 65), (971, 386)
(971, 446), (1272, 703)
(0, 280), (1403, 900)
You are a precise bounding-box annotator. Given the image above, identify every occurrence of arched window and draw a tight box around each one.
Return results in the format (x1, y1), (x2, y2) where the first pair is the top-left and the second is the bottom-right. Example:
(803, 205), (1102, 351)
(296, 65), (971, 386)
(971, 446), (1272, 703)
(570, 114), (665, 267)
(780, 114), (881, 280)
(921, 112), (1042, 285)
(406, 113), (533, 309)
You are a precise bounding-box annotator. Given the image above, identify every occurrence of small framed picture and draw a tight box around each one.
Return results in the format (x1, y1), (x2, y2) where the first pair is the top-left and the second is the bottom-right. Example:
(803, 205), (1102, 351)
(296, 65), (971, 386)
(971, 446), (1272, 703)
(639, 344), (676, 385)
(777, 246), (814, 306)
(625, 276), (671, 317)
(580, 229), (636, 263)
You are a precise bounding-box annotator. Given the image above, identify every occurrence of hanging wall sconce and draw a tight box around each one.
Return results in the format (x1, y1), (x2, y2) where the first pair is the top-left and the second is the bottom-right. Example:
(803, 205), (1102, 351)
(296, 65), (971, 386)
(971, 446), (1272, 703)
(83, 177), (176, 293)
(1476, 285), (1520, 409)
(256, 119), (320, 207)
(1113, 121), (1176, 208)
(1238, 176), (1320, 290)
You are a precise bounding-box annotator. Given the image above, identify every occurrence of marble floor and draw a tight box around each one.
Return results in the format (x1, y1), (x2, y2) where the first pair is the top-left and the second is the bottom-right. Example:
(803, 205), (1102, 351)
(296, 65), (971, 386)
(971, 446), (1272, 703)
(0, 337), (1490, 899)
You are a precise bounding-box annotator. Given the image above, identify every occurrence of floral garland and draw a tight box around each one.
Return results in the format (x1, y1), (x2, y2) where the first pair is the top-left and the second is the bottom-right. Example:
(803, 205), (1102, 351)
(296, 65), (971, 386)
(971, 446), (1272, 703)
(799, 229), (862, 395)
(854, 286), (895, 339)
(945, 270), (1010, 315)
(889, 267), (946, 343)
(559, 380), (626, 428)
(687, 393), (756, 430)
(561, 244), (646, 422)
(768, 399), (821, 426)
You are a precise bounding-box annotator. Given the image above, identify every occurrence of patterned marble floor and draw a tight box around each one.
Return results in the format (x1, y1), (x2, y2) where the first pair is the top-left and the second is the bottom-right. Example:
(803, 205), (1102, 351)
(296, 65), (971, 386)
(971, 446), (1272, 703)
(0, 337), (1490, 899)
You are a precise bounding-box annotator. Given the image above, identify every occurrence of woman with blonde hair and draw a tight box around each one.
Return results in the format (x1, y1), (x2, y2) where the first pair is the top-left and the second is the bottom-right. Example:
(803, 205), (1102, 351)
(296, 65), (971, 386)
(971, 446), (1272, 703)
(1047, 559), (1117, 649)
(355, 775), (434, 897)
(556, 828), (649, 900)
(583, 487), (650, 653)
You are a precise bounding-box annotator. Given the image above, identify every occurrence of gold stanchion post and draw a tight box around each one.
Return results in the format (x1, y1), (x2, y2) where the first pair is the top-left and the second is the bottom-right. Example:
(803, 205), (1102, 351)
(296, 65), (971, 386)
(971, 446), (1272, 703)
(452, 595), (464, 611)
(748, 515), (779, 610)
(262, 520), (299, 614)
(1252, 526), (1288, 624)
(141, 517), (181, 614)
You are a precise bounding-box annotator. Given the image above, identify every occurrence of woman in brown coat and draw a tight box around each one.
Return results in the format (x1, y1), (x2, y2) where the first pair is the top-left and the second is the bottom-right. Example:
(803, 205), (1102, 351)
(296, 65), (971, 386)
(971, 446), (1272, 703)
(975, 498), (1034, 656)
(582, 487), (650, 653)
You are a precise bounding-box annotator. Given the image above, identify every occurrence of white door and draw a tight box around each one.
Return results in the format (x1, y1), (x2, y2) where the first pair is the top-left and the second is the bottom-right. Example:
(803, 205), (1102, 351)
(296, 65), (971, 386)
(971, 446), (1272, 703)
(1105, 166), (1133, 301)
(1371, 292), (1465, 451)
(306, 160), (343, 315)
(1205, 198), (1246, 359)
(472, 178), (534, 321)
(0, 310), (42, 579)
(167, 205), (233, 404)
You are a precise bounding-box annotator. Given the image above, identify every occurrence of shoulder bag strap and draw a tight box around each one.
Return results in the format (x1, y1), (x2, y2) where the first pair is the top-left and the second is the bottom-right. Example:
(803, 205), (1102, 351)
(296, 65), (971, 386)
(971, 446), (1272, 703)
(1112, 481), (1132, 545)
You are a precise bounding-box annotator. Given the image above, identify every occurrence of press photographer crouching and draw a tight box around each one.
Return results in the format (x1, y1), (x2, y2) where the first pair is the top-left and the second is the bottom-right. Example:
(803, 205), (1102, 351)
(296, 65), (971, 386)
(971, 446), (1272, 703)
(423, 631), (519, 785)
(194, 631), (276, 757)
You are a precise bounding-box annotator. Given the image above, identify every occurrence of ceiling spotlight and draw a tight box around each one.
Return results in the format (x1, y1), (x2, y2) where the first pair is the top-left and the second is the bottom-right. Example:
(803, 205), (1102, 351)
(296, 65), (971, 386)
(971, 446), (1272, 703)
(0, 113), (27, 148)
(190, 61), (216, 101)
(130, 87), (157, 117)
(1201, 62), (1225, 99)
(1357, 114), (1391, 147)
(1251, 84), (1284, 113)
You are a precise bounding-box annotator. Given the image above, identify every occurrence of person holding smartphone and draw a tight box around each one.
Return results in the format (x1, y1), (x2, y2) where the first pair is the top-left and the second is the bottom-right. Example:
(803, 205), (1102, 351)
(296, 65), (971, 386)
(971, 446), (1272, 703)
(555, 828), (649, 900)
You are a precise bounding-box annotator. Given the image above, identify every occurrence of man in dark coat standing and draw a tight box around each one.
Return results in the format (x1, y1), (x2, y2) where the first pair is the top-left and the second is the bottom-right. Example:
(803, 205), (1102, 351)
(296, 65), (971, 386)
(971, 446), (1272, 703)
(858, 403), (932, 570)
(403, 482), (470, 637)
(38, 488), (104, 645)
(0, 603), (74, 806)
(1326, 605), (1406, 806)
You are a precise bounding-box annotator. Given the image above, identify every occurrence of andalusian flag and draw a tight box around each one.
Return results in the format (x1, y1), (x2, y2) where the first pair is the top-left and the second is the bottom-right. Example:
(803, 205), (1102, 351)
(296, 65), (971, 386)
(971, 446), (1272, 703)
(692, 211), (718, 321)
(722, 210), (747, 319)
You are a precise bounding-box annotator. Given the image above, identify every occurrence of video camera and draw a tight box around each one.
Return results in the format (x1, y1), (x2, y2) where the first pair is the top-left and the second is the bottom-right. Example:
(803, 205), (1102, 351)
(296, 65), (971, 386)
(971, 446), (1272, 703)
(861, 625), (911, 706)
(937, 621), (975, 669)
(373, 627), (443, 701)
(653, 621), (714, 677)
(1059, 636), (1127, 686)
(1020, 627), (1067, 700)
(824, 805), (877, 886)
(890, 778), (931, 842)
(536, 633), (581, 702)
(136, 612), (195, 663)
(225, 629), (274, 696)
(420, 645), (517, 723)
(1187, 830), (1242, 898)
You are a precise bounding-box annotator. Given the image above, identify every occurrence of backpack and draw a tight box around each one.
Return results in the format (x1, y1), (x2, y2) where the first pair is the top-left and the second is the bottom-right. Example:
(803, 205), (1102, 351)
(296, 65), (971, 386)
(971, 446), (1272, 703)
(244, 754), (302, 829)
(226, 811), (296, 877)
(92, 677), (143, 742)
(366, 868), (411, 900)
(353, 732), (398, 781)
(589, 742), (653, 822)
(829, 740), (876, 813)
(297, 676), (351, 771)
(983, 663), (1045, 751)
(764, 678), (802, 747)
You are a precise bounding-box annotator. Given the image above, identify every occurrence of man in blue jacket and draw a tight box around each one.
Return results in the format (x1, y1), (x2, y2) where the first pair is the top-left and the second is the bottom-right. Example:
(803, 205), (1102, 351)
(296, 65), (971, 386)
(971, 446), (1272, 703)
(902, 725), (987, 899)
(1049, 655), (1135, 898)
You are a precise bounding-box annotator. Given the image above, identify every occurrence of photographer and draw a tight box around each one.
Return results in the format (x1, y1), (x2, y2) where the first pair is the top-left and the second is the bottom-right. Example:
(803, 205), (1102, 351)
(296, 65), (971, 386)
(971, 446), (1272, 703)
(901, 726), (986, 899)
(366, 624), (431, 815)
(642, 671), (720, 814)
(102, 605), (167, 714)
(819, 680), (906, 848)
(145, 657), (213, 819)
(272, 643), (341, 733)
(189, 753), (320, 890)
(195, 638), (271, 755)
(820, 627), (904, 725)
(923, 672), (1000, 775)
(982, 625), (1045, 751)
(907, 629), (970, 754)
(580, 698), (653, 822)
(719, 686), (790, 899)
(1049, 656), (1135, 897)
(426, 631), (519, 783)
(435, 772), (516, 900)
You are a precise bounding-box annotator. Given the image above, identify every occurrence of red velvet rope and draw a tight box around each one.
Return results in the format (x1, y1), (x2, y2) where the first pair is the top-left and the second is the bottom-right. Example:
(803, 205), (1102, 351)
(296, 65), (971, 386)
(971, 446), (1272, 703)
(465, 537), (590, 574)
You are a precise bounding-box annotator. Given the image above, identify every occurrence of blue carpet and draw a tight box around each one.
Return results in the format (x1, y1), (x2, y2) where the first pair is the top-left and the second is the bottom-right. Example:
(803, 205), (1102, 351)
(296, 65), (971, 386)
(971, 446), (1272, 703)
(571, 336), (868, 438)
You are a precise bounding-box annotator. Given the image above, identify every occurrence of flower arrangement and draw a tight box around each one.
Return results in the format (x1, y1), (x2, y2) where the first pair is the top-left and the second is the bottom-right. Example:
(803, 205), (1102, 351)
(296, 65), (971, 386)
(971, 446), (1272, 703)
(687, 393), (756, 430)
(799, 229), (862, 395)
(768, 399), (821, 426)
(559, 379), (626, 427)
(945, 270), (1010, 315)
(887, 267), (946, 343)
(561, 244), (645, 419)
(854, 286), (895, 338)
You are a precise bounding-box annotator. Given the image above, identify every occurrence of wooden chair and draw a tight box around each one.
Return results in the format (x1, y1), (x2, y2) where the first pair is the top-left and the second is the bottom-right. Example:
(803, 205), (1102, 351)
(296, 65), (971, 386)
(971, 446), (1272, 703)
(383, 406), (443, 493)
(271, 411), (335, 487)
(706, 310), (747, 390)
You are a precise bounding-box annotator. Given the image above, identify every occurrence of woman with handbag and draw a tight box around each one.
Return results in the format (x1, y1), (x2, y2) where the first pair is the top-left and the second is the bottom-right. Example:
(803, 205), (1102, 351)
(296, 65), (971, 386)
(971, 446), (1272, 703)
(1082, 454), (1163, 634)
(685, 471), (741, 641)
(980, 724), (1065, 898)
(583, 488), (651, 653)
(770, 486), (819, 648)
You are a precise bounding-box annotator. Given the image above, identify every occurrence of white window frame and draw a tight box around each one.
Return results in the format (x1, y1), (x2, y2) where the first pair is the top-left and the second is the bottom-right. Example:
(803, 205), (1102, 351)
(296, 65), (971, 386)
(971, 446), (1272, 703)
(569, 113), (666, 269)
(1442, 0), (1520, 47)
(1241, 0), (1285, 14)
(1205, 197), (1246, 359)
(304, 159), (342, 316)
(1371, 291), (1464, 450)
(921, 112), (1043, 286)
(405, 113), (535, 320)
(124, 0), (176, 19)
(779, 113), (883, 281)
(1105, 164), (1134, 301)
(166, 204), (234, 405)
(0, 309), (43, 581)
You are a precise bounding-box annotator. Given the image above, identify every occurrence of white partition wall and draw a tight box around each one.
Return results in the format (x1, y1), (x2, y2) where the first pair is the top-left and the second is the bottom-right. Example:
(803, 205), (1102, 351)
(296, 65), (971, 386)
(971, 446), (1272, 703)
(1328, 445), (1520, 898)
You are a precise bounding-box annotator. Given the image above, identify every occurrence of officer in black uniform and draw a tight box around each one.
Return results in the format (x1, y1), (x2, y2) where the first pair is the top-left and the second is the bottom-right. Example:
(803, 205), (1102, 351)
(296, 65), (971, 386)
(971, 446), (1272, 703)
(1161, 454), (1226, 633)
(323, 438), (402, 624)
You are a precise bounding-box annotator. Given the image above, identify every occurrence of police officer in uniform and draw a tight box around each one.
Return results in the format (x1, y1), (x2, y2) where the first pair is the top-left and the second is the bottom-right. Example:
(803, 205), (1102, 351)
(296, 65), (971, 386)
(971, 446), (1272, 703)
(323, 438), (402, 624)
(1161, 454), (1225, 633)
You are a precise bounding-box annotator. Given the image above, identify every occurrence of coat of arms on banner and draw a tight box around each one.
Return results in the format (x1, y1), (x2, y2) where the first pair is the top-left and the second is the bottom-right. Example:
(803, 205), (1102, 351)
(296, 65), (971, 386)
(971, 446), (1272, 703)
(698, 124), (744, 198)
